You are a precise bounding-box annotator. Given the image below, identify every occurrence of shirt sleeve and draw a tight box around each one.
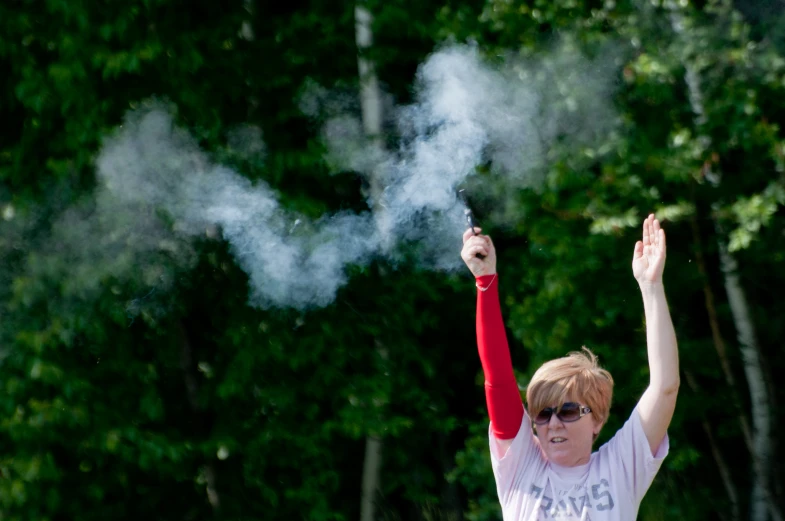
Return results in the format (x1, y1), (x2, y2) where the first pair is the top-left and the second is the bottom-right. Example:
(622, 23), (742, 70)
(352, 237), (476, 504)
(489, 409), (545, 505)
(604, 406), (669, 501)
(476, 274), (524, 440)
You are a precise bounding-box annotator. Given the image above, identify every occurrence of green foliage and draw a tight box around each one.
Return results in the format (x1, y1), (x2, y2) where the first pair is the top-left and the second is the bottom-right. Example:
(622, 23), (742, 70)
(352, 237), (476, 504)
(449, 418), (502, 521)
(3, 0), (785, 519)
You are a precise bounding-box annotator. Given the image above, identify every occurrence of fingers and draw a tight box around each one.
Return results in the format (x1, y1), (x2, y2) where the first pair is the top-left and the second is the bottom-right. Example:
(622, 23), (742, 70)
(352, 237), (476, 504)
(642, 215), (652, 247)
(460, 230), (496, 278)
(633, 240), (643, 258)
(642, 213), (665, 245)
(463, 243), (489, 259)
(462, 227), (482, 243)
(462, 234), (491, 258)
(652, 215), (661, 247)
(640, 213), (666, 257)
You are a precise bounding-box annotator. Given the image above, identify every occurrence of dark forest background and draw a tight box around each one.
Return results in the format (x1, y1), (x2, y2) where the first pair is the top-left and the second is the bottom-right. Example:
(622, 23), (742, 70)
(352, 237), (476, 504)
(3, 0), (785, 519)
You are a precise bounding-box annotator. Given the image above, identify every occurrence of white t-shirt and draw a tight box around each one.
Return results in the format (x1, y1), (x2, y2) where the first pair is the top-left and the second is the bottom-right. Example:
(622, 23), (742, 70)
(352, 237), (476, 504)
(489, 406), (668, 520)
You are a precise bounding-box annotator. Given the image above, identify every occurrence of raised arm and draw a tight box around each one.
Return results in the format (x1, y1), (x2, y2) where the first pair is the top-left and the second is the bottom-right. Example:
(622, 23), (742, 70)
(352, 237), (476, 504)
(461, 228), (523, 455)
(632, 214), (680, 455)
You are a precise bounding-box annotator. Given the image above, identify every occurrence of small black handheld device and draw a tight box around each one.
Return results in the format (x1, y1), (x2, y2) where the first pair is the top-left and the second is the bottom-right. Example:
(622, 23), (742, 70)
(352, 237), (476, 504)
(457, 189), (479, 235)
(457, 189), (484, 258)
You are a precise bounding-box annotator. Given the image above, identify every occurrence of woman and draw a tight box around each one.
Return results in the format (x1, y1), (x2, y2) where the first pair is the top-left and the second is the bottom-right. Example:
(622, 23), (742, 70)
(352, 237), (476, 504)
(460, 214), (678, 520)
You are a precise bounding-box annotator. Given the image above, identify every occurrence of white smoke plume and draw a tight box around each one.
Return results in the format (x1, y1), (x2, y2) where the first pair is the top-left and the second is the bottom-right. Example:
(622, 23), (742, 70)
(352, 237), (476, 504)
(97, 107), (379, 309)
(312, 41), (618, 266)
(92, 41), (618, 310)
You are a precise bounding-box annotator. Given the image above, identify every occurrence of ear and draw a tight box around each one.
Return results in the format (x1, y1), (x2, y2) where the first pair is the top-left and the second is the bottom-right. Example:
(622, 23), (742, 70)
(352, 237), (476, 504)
(592, 418), (604, 440)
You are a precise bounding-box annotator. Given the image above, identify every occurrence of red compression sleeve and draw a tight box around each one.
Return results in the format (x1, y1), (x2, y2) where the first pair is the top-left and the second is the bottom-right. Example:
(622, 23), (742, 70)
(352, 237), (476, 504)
(476, 274), (524, 439)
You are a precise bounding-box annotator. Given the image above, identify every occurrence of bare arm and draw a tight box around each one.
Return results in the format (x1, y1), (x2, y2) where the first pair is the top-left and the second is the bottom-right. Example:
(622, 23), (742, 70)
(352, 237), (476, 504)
(633, 215), (680, 455)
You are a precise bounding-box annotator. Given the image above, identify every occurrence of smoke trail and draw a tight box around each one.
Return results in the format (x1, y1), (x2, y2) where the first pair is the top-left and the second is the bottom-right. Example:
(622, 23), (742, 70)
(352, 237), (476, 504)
(0, 182), (197, 325)
(314, 41), (618, 267)
(89, 40), (618, 310)
(97, 106), (379, 309)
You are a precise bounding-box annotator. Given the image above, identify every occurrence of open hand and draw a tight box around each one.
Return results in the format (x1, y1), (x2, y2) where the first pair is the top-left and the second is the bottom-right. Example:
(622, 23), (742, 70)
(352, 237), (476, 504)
(461, 227), (497, 278)
(632, 214), (666, 285)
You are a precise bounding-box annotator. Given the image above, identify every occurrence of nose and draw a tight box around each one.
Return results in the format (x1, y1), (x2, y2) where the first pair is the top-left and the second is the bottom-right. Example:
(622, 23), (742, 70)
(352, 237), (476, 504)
(548, 410), (565, 429)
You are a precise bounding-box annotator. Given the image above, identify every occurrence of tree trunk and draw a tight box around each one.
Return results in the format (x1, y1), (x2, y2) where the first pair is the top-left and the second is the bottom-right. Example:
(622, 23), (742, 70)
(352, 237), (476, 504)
(361, 436), (383, 521)
(355, 5), (382, 144)
(688, 209), (754, 453)
(355, 5), (386, 520)
(354, 3), (390, 241)
(669, 10), (781, 520)
(716, 232), (777, 521)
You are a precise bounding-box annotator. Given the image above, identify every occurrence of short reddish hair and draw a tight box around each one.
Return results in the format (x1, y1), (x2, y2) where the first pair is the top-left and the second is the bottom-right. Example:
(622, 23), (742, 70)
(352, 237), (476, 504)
(526, 347), (614, 427)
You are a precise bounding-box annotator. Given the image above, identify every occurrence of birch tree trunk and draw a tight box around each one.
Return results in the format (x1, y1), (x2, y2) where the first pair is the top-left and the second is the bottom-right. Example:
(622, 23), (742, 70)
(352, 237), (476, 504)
(716, 233), (776, 521)
(355, 3), (389, 238)
(669, 10), (781, 521)
(355, 6), (385, 521)
(688, 210), (754, 453)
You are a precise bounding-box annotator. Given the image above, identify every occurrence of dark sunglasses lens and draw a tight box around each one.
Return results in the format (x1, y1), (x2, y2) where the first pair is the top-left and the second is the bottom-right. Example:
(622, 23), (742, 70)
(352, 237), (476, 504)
(558, 403), (581, 422)
(534, 409), (552, 425)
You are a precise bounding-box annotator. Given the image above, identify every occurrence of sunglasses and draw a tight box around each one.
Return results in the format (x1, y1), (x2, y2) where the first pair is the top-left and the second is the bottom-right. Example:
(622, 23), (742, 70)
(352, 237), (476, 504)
(533, 402), (592, 425)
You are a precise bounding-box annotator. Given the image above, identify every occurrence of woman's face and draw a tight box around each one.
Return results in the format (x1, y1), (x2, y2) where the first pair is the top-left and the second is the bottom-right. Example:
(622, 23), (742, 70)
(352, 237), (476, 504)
(534, 400), (602, 467)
